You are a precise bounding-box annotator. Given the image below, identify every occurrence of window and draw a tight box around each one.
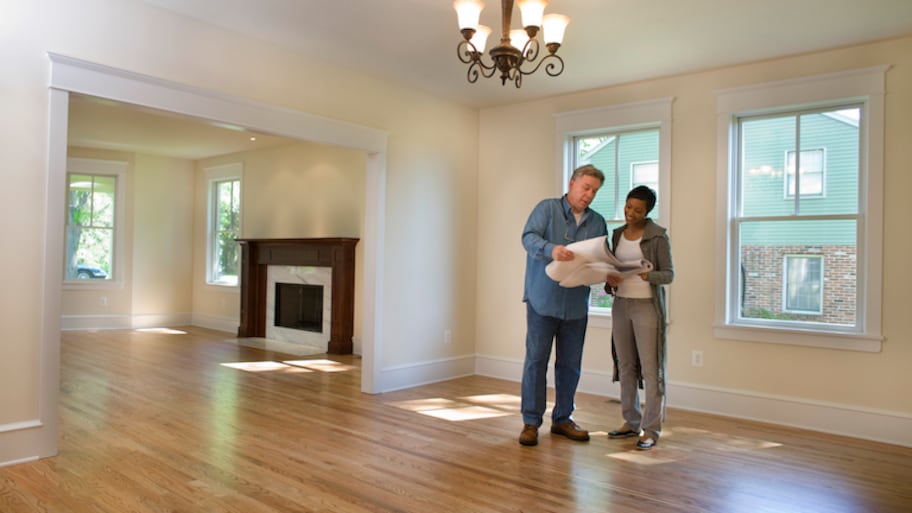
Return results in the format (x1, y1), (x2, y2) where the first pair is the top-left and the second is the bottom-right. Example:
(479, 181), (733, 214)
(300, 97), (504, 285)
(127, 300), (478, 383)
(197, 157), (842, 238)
(207, 164), (242, 286)
(569, 130), (661, 313)
(785, 148), (825, 197)
(64, 158), (126, 283)
(715, 67), (886, 351)
(632, 161), (659, 191)
(783, 255), (823, 314)
(555, 98), (672, 320)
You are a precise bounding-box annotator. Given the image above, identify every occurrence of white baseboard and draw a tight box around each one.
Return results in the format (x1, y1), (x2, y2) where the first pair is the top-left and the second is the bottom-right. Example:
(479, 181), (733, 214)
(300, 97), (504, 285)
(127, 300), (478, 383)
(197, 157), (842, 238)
(190, 313), (239, 334)
(0, 419), (49, 468)
(474, 354), (912, 447)
(61, 314), (132, 331)
(61, 313), (193, 331)
(377, 354), (476, 393)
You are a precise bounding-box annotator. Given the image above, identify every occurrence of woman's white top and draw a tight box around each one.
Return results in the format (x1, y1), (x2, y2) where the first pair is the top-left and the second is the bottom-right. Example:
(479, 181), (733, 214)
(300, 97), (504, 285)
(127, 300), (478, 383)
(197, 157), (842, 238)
(614, 236), (652, 298)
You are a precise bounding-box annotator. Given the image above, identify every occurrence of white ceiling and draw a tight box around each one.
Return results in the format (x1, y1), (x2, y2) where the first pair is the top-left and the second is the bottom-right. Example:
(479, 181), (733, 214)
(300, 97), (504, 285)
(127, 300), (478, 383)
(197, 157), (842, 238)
(70, 0), (912, 158)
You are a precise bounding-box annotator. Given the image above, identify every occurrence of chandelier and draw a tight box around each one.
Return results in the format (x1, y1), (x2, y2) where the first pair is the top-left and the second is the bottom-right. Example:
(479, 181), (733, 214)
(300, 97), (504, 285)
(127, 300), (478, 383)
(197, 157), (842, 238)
(453, 0), (569, 88)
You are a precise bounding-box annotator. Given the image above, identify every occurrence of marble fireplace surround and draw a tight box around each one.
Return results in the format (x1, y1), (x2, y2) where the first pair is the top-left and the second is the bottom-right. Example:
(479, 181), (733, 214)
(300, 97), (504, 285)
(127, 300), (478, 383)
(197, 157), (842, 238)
(237, 238), (358, 354)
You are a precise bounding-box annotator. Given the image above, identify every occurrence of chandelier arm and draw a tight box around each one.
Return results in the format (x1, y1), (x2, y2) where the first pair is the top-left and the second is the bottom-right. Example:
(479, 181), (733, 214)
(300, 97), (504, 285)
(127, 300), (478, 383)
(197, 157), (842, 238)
(517, 53), (565, 78)
(456, 40), (478, 65)
(519, 38), (541, 65)
(469, 60), (498, 82)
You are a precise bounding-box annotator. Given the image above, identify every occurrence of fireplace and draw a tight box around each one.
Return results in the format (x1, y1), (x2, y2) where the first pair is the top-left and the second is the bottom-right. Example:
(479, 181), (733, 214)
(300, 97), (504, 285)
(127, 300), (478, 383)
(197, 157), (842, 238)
(236, 238), (358, 354)
(275, 283), (324, 332)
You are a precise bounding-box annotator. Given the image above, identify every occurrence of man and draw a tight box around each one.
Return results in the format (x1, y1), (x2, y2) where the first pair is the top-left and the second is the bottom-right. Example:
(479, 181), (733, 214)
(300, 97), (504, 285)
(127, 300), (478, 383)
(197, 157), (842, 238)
(519, 164), (607, 446)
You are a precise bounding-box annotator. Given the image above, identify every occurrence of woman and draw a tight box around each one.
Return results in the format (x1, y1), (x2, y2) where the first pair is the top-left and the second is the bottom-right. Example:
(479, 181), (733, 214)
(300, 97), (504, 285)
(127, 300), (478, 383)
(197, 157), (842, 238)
(605, 186), (674, 450)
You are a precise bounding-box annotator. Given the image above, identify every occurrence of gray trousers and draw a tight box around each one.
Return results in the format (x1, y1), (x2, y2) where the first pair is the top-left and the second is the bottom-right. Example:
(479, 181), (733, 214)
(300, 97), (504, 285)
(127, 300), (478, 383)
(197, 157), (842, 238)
(612, 297), (663, 439)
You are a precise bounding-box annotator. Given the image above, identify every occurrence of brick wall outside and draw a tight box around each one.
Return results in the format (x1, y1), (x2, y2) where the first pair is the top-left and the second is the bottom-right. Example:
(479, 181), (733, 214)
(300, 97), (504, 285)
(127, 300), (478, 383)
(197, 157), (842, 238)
(741, 245), (856, 325)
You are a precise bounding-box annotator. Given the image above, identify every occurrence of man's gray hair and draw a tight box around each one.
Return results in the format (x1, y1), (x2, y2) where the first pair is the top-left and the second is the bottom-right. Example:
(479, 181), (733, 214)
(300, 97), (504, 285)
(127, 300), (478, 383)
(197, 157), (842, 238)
(570, 164), (605, 185)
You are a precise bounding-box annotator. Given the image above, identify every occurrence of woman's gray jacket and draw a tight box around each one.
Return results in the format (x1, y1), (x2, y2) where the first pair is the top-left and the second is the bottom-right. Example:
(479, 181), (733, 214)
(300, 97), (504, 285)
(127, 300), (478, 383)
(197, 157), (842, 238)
(610, 218), (674, 398)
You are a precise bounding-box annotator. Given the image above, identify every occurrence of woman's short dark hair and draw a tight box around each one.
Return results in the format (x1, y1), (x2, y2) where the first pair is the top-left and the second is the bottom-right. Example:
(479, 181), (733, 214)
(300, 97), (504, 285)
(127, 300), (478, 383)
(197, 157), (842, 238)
(627, 185), (657, 213)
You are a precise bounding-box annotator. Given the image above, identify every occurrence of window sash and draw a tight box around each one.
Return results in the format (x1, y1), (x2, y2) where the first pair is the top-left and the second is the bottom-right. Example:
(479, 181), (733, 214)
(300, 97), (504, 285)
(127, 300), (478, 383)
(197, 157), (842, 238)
(64, 158), (126, 284)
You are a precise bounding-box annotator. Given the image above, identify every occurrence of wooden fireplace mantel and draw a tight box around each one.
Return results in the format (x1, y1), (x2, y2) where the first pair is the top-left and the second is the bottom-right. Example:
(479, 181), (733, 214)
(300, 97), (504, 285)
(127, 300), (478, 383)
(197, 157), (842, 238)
(236, 238), (358, 354)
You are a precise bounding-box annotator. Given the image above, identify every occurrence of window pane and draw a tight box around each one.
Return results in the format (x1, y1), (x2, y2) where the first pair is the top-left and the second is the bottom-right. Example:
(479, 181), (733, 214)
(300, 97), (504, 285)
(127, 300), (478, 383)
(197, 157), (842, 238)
(92, 175), (116, 227)
(784, 256), (823, 313)
(212, 179), (240, 285)
(65, 173), (115, 280)
(741, 109), (859, 217)
(741, 116), (796, 216)
(589, 282), (613, 311)
(574, 129), (660, 311)
(797, 110), (859, 214)
(739, 219), (856, 327)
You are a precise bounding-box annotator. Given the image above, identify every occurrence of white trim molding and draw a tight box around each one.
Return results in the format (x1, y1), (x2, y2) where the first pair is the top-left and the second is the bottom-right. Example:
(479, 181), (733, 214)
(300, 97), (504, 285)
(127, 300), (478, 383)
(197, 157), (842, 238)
(714, 66), (888, 351)
(475, 354), (912, 447)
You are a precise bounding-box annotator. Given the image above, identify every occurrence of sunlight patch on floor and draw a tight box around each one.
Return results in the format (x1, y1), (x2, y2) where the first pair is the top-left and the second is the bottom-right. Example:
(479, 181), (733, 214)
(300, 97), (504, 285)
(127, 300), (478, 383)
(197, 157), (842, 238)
(220, 358), (357, 374)
(607, 450), (680, 465)
(284, 359), (357, 372)
(387, 394), (525, 422)
(135, 328), (188, 335)
(419, 405), (511, 421)
(221, 361), (313, 373)
(605, 426), (783, 465)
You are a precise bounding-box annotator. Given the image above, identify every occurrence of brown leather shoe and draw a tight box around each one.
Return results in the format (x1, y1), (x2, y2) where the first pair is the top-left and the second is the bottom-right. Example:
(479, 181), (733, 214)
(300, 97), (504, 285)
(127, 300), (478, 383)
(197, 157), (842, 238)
(519, 424), (539, 446)
(550, 421), (590, 441)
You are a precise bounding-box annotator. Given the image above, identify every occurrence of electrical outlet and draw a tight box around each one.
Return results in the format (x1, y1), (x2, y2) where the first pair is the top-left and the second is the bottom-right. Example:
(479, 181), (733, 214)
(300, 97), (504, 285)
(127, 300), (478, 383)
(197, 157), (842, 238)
(444, 329), (452, 344)
(99, 296), (108, 306)
(691, 350), (704, 367)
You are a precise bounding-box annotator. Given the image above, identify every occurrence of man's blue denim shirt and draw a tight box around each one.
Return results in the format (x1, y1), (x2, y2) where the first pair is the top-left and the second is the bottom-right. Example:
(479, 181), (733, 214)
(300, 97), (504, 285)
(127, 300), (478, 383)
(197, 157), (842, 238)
(521, 196), (607, 320)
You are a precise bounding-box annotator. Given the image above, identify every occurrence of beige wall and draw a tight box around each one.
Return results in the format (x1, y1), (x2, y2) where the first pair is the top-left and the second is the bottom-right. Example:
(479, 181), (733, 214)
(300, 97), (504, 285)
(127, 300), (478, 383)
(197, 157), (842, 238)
(476, 37), (912, 420)
(59, 149), (195, 327)
(192, 141), (369, 340)
(1, 0), (478, 463)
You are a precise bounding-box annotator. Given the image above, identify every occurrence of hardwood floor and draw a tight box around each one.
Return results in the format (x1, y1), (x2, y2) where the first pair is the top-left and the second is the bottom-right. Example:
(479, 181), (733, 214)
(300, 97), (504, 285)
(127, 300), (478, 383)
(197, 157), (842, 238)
(1, 326), (910, 512)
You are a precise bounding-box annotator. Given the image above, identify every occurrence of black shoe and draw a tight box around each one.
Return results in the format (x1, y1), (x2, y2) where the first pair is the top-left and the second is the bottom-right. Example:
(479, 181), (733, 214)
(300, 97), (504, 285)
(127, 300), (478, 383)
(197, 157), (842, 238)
(608, 427), (640, 439)
(636, 436), (657, 450)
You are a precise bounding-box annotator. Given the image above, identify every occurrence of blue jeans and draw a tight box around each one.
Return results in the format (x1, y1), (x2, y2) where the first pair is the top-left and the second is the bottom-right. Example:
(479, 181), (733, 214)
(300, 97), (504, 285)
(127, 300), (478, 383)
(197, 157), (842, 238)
(521, 303), (588, 426)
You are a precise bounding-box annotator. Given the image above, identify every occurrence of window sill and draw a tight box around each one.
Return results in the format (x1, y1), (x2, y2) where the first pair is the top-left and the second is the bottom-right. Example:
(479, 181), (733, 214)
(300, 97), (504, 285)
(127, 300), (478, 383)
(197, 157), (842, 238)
(205, 282), (240, 290)
(62, 280), (124, 291)
(713, 324), (883, 352)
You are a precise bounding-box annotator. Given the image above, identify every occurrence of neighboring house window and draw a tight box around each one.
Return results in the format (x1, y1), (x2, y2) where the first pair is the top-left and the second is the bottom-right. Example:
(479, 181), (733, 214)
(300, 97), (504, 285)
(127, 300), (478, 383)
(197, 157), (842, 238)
(207, 164), (242, 286)
(632, 160), (659, 192)
(783, 255), (823, 314)
(555, 99), (672, 319)
(715, 66), (886, 352)
(64, 158), (126, 283)
(785, 148), (825, 198)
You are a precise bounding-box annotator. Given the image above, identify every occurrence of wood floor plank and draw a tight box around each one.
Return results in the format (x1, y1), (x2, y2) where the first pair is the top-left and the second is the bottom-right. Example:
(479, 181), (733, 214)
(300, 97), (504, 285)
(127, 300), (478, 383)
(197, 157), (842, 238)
(1, 326), (910, 512)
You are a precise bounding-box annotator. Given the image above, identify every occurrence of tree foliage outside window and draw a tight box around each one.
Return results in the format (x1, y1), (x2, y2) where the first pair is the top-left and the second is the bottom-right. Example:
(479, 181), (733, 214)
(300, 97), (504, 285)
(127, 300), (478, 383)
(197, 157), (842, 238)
(211, 178), (240, 285)
(65, 174), (115, 280)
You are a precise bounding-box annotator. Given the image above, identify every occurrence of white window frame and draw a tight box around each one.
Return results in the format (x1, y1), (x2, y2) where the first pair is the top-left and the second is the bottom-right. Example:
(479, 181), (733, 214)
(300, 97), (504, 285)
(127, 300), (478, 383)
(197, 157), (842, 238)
(714, 66), (886, 352)
(63, 158), (127, 289)
(782, 255), (824, 315)
(205, 163), (243, 287)
(555, 98), (673, 327)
